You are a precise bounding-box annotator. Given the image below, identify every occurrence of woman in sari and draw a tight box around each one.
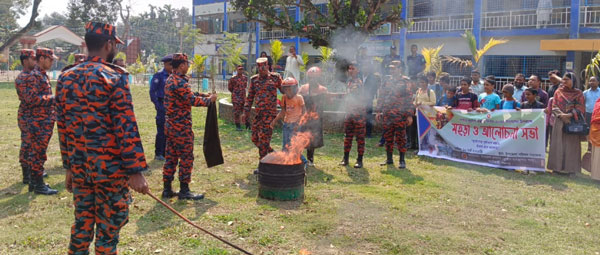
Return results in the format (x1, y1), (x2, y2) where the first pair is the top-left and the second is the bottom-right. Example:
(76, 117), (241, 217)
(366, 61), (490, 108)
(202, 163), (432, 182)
(589, 97), (600, 180)
(547, 72), (585, 175)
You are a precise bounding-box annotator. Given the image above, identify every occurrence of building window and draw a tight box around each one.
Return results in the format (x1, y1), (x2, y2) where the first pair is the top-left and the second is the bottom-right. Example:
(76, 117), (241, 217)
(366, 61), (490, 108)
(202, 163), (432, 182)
(196, 14), (224, 34)
(412, 0), (473, 17)
(228, 12), (250, 33)
(485, 0), (570, 11)
(484, 55), (565, 78)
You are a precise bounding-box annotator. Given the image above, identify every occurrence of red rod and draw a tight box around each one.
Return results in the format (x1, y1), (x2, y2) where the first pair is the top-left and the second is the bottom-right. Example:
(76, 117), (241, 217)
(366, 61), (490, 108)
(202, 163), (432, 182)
(147, 192), (253, 255)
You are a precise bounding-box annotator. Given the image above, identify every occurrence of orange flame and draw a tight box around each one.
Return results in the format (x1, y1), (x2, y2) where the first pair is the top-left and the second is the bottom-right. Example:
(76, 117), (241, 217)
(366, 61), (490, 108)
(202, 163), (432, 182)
(298, 112), (319, 126)
(261, 132), (313, 165)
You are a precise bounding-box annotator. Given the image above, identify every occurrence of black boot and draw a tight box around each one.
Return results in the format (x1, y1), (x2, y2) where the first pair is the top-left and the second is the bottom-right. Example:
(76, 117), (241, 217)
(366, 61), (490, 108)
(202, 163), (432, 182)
(161, 181), (177, 199)
(399, 152), (406, 169)
(178, 182), (204, 200)
(354, 155), (363, 168)
(22, 166), (30, 184)
(339, 152), (349, 166)
(235, 123), (242, 131)
(307, 149), (314, 167)
(31, 175), (58, 195)
(380, 151), (393, 166)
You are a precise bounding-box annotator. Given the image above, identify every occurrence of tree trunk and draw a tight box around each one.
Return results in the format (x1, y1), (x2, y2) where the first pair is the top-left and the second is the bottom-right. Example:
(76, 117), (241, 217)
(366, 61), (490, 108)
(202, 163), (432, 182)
(0, 0), (42, 53)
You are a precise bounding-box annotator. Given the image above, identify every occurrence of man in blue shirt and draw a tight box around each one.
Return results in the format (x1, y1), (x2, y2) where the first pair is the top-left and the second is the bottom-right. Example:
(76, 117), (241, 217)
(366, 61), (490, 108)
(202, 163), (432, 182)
(150, 54), (173, 161)
(406, 44), (425, 77)
(584, 76), (600, 124)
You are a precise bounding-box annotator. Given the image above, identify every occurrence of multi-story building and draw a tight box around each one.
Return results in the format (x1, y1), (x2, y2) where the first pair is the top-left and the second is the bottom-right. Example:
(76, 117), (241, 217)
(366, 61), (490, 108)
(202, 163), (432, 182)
(193, 0), (600, 83)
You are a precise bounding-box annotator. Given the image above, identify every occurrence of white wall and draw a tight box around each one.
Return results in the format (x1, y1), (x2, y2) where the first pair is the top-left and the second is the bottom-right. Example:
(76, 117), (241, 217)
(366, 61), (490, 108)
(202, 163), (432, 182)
(406, 34), (568, 57)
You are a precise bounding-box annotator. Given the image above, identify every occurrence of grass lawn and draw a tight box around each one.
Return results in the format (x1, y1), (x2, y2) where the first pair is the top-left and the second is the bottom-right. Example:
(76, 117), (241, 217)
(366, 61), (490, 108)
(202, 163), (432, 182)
(1, 81), (599, 255)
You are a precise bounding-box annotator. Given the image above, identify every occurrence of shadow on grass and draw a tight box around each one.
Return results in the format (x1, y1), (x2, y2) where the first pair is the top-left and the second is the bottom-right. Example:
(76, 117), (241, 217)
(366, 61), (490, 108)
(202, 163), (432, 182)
(0, 179), (66, 219)
(135, 198), (217, 235)
(340, 165), (370, 184)
(420, 155), (600, 191)
(306, 166), (334, 184)
(381, 165), (424, 185)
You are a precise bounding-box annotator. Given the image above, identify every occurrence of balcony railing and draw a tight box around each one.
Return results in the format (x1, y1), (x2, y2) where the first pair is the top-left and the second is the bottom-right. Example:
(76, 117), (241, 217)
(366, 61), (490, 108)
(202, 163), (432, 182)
(259, 26), (330, 40)
(482, 7), (570, 30)
(259, 29), (290, 40)
(581, 6), (600, 27)
(401, 14), (474, 33)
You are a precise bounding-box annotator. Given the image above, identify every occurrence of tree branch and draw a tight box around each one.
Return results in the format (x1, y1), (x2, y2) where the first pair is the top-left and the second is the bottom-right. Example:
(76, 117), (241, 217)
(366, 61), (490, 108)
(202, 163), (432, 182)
(363, 0), (386, 30)
(0, 0), (42, 53)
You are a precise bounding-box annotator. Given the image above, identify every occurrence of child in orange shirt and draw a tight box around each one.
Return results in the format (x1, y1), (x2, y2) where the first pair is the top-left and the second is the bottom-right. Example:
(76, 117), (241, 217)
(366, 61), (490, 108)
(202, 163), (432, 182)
(272, 77), (308, 165)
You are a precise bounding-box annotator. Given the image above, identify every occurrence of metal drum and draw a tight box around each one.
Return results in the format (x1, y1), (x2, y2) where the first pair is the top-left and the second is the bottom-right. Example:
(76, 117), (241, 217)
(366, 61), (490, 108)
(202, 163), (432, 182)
(257, 162), (305, 201)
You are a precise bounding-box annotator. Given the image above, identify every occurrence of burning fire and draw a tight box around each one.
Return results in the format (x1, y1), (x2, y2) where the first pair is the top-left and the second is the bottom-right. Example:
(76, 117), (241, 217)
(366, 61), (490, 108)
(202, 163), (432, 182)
(298, 112), (319, 126)
(261, 132), (313, 165)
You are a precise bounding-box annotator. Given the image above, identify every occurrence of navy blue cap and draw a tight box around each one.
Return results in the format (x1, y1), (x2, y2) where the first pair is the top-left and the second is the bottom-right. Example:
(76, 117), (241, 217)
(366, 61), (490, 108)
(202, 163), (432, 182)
(161, 54), (174, 62)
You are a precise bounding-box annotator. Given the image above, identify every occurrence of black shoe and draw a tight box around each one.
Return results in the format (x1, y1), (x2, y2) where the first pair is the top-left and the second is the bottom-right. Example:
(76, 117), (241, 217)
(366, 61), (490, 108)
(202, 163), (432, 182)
(161, 181), (177, 199)
(22, 166), (30, 184)
(339, 152), (349, 166)
(31, 176), (58, 195)
(377, 142), (384, 148)
(154, 155), (166, 161)
(42, 171), (48, 178)
(253, 169), (259, 175)
(399, 152), (406, 169)
(380, 151), (393, 166)
(235, 123), (243, 131)
(354, 161), (363, 168)
(178, 183), (204, 200)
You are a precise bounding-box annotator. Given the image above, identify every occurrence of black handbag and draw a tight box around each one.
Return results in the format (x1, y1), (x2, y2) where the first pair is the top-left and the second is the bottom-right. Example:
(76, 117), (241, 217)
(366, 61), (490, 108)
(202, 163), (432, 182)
(562, 110), (589, 135)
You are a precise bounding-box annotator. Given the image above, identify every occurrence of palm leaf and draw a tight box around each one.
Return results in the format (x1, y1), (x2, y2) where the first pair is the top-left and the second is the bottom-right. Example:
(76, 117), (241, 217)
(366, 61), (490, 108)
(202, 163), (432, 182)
(422, 45), (444, 76)
(475, 38), (508, 63)
(300, 51), (309, 72)
(585, 51), (600, 82)
(442, 55), (473, 70)
(271, 40), (284, 64)
(319, 46), (334, 63)
(462, 31), (478, 61)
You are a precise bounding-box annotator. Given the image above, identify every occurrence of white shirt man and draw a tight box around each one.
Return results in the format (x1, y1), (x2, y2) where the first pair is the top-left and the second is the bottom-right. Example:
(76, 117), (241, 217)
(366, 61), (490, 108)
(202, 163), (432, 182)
(284, 46), (304, 81)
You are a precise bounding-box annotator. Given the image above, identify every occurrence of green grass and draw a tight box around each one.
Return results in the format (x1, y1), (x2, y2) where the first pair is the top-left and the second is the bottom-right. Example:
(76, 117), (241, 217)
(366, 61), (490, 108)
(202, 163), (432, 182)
(1, 81), (600, 254)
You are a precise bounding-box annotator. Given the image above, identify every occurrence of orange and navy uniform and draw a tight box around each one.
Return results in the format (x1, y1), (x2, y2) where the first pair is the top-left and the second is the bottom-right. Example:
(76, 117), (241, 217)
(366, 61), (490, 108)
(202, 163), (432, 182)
(163, 71), (211, 184)
(244, 72), (282, 159)
(25, 65), (56, 178)
(377, 76), (414, 153)
(14, 68), (37, 172)
(343, 77), (367, 156)
(227, 74), (248, 124)
(56, 56), (148, 254)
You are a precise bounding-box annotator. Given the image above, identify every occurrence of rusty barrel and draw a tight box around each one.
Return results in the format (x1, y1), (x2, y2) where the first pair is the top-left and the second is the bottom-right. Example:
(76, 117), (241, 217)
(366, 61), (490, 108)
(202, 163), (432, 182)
(257, 162), (305, 201)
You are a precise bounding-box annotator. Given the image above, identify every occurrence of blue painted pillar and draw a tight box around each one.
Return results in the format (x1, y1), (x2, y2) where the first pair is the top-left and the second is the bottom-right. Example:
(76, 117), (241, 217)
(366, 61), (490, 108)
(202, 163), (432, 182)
(295, 1), (300, 55)
(222, 1), (228, 79)
(255, 22), (260, 61)
(473, 0), (483, 71)
(567, 0), (580, 71)
(399, 0), (408, 60)
(473, 0), (482, 49)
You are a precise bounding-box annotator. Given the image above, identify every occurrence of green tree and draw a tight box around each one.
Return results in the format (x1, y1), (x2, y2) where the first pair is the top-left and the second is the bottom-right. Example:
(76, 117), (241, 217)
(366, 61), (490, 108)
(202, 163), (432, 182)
(231, 0), (408, 47)
(66, 0), (122, 34)
(217, 32), (246, 73)
(41, 12), (68, 26)
(0, 0), (41, 54)
(179, 24), (203, 55)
